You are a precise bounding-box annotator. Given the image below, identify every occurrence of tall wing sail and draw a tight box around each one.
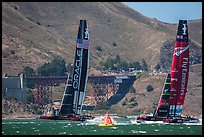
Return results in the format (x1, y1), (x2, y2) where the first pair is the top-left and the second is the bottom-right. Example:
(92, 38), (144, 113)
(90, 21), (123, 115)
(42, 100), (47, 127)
(59, 20), (90, 116)
(59, 76), (74, 115)
(169, 20), (189, 116)
(153, 73), (171, 117)
(72, 20), (90, 115)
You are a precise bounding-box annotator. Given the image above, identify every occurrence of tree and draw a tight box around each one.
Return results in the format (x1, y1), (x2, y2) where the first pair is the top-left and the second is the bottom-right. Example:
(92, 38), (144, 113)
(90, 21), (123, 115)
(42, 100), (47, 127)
(26, 88), (34, 103)
(155, 64), (161, 71)
(67, 62), (73, 74)
(101, 55), (130, 71)
(52, 56), (67, 76)
(128, 63), (134, 69)
(133, 61), (142, 70)
(36, 56), (67, 76)
(115, 55), (121, 63)
(118, 61), (129, 71)
(22, 66), (35, 76)
(102, 58), (116, 70)
(142, 59), (148, 71)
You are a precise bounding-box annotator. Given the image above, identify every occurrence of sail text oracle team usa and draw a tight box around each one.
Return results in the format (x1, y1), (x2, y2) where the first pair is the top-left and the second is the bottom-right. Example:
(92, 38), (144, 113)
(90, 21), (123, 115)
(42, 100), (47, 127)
(73, 49), (82, 90)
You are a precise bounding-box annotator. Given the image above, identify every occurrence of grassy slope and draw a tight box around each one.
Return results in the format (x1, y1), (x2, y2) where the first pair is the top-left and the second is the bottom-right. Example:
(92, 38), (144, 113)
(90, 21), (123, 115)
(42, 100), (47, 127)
(2, 2), (202, 76)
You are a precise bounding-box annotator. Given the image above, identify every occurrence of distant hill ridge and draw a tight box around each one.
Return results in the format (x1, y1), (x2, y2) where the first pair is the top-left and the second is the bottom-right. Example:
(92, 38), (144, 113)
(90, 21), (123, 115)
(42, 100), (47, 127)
(2, 2), (202, 76)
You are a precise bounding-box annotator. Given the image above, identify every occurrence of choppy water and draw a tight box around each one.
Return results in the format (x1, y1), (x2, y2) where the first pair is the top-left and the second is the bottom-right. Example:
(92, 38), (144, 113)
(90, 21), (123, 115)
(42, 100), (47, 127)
(2, 118), (202, 135)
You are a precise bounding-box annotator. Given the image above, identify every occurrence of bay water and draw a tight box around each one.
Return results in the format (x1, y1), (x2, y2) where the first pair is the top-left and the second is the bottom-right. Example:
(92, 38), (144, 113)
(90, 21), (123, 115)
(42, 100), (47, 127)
(2, 118), (202, 135)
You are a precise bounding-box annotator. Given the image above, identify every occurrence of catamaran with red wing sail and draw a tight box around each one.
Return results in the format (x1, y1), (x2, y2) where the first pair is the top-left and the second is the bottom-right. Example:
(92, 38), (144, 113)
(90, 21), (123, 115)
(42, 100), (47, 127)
(136, 20), (199, 124)
(163, 20), (199, 123)
(39, 19), (94, 121)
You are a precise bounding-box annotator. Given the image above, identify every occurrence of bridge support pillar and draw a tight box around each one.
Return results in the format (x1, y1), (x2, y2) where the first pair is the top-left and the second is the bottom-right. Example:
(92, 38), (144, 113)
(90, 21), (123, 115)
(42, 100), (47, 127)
(89, 82), (119, 106)
(90, 83), (95, 105)
(33, 85), (53, 107)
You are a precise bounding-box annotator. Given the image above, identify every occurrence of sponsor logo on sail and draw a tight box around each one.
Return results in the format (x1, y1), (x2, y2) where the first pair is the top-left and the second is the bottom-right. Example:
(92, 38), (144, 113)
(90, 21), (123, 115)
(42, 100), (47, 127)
(180, 58), (188, 95)
(73, 49), (82, 90)
(182, 24), (187, 35)
(174, 45), (189, 57)
(171, 78), (177, 81)
(84, 28), (89, 39)
(164, 89), (168, 92)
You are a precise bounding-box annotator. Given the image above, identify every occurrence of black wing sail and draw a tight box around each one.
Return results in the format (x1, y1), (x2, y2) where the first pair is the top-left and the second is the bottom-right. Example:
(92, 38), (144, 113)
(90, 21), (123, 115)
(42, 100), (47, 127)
(74, 20), (90, 115)
(59, 20), (90, 116)
(153, 73), (171, 118)
(59, 76), (74, 115)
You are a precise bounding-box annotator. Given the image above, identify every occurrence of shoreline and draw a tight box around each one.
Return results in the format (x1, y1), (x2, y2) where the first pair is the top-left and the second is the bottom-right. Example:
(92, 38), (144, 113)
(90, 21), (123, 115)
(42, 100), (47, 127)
(2, 114), (138, 120)
(2, 114), (202, 120)
(2, 115), (39, 120)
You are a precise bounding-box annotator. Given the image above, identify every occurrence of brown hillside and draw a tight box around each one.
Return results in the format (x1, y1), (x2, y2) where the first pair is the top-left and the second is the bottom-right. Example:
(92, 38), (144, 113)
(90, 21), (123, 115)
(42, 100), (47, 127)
(2, 2), (202, 76)
(2, 97), (40, 119)
(110, 64), (202, 116)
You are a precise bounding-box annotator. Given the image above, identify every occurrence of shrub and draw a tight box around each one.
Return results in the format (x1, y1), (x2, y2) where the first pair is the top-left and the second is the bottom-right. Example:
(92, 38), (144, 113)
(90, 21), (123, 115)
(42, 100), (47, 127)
(36, 21), (41, 25)
(155, 64), (161, 71)
(129, 86), (136, 93)
(122, 101), (126, 106)
(95, 46), (102, 51)
(146, 84), (154, 92)
(10, 50), (15, 54)
(112, 42), (117, 47)
(127, 97), (134, 103)
(131, 102), (138, 107)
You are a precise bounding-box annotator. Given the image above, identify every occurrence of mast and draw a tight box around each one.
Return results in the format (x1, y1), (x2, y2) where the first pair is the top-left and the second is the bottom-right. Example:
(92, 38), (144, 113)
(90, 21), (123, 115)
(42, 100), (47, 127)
(169, 20), (189, 117)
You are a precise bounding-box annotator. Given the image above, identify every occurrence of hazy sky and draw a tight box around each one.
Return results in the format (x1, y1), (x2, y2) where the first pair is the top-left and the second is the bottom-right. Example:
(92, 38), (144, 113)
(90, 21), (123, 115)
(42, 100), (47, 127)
(123, 2), (202, 24)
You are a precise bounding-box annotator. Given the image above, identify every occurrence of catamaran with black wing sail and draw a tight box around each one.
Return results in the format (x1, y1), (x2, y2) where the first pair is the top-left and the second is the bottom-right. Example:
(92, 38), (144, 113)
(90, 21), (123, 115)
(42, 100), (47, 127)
(40, 19), (93, 121)
(136, 20), (199, 124)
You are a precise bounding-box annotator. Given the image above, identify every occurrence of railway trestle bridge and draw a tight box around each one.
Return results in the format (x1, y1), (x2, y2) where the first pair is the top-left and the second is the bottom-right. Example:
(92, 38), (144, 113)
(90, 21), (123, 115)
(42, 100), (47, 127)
(26, 75), (136, 107)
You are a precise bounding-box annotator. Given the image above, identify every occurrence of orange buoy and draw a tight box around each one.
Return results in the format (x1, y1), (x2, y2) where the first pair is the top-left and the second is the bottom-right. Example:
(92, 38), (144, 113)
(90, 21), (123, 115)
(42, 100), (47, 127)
(98, 112), (115, 126)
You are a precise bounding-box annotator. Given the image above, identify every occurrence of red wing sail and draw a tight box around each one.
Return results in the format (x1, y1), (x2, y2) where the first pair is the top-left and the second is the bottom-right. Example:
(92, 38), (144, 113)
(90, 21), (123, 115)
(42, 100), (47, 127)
(169, 20), (189, 116)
